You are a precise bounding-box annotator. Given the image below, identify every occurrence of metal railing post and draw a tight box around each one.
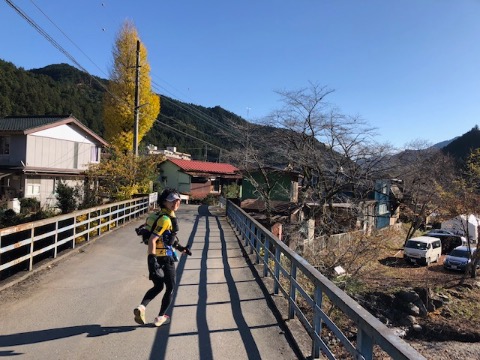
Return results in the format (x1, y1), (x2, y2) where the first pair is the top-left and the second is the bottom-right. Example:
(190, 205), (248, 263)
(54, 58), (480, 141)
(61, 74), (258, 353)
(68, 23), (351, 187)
(263, 236), (269, 277)
(357, 328), (373, 360)
(249, 222), (255, 254)
(274, 247), (280, 294)
(29, 227), (34, 271)
(312, 286), (323, 359)
(54, 220), (59, 258)
(256, 231), (262, 264)
(288, 262), (297, 319)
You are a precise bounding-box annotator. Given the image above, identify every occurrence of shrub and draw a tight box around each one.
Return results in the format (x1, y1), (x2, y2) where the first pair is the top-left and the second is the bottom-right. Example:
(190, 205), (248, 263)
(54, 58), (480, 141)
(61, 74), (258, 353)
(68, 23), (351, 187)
(56, 182), (79, 214)
(222, 183), (240, 199)
(0, 209), (19, 227)
(20, 197), (41, 214)
(203, 194), (219, 205)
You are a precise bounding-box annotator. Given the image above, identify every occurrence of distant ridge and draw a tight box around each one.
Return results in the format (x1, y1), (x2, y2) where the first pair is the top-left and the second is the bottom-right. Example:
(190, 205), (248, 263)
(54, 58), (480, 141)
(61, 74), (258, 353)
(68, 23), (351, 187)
(431, 137), (459, 149)
(441, 126), (480, 164)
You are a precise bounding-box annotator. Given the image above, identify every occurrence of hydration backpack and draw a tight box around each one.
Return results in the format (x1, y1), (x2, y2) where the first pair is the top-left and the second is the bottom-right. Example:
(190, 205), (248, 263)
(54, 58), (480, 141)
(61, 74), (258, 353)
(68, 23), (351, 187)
(135, 211), (179, 245)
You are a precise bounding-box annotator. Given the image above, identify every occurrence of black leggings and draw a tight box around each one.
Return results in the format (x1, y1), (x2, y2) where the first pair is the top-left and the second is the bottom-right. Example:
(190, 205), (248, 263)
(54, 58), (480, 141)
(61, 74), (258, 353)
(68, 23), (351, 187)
(141, 257), (176, 316)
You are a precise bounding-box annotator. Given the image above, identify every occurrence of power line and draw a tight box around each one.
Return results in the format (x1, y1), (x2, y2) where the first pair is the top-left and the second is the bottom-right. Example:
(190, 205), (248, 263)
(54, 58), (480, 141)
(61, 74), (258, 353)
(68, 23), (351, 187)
(6, 0), (245, 151)
(158, 113), (219, 139)
(5, 0), (126, 109)
(154, 119), (227, 152)
(28, 0), (108, 78)
(151, 81), (240, 136)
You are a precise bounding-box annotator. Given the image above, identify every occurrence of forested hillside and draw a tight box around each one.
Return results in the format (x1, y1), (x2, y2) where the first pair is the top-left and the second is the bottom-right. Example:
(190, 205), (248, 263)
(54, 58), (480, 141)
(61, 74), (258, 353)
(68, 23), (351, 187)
(441, 125), (480, 165)
(0, 59), (251, 162)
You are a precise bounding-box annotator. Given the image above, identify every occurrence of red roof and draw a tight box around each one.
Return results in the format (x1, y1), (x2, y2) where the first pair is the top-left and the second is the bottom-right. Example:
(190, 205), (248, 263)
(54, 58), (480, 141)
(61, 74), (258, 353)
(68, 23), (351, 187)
(168, 158), (239, 175)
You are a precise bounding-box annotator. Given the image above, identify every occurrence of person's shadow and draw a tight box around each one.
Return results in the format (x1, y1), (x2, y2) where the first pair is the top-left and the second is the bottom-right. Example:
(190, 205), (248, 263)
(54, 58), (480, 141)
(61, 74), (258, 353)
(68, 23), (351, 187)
(0, 324), (137, 356)
(197, 204), (212, 217)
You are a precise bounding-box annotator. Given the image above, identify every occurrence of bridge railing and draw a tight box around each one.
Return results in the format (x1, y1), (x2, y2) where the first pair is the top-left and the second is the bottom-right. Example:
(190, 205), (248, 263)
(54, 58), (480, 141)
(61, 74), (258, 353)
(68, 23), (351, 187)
(0, 196), (152, 280)
(226, 200), (426, 360)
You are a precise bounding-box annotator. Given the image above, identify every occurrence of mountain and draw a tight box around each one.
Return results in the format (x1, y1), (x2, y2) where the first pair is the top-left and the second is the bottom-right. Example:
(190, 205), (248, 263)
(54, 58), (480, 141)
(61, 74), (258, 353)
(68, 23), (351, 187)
(441, 126), (480, 164)
(3, 59), (478, 167)
(0, 59), (251, 162)
(0, 60), (105, 134)
(431, 137), (459, 149)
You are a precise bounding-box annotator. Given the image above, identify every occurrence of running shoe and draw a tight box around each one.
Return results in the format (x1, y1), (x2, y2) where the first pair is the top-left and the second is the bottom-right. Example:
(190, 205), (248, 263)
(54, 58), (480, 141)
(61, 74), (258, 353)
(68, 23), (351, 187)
(153, 315), (170, 327)
(133, 305), (146, 325)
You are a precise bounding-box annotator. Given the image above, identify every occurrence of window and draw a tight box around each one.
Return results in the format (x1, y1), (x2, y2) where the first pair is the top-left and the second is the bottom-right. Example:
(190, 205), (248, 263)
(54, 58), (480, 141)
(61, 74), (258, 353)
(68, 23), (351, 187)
(52, 178), (58, 194)
(0, 136), (10, 155)
(378, 203), (388, 215)
(91, 146), (100, 162)
(382, 184), (388, 194)
(26, 178), (41, 196)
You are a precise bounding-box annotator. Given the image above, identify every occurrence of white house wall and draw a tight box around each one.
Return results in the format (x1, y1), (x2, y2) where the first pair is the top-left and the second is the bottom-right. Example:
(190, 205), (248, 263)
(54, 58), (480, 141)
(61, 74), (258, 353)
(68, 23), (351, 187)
(26, 135), (94, 170)
(32, 125), (95, 143)
(24, 176), (84, 209)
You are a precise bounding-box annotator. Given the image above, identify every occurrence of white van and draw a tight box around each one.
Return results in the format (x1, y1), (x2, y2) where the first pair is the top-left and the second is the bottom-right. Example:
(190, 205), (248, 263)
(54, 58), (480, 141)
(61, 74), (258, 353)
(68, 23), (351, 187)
(403, 236), (442, 266)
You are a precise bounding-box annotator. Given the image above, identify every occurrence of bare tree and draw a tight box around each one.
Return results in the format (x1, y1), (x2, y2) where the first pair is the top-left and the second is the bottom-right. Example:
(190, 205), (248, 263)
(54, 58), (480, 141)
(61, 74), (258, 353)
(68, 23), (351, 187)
(439, 149), (480, 279)
(266, 82), (394, 236)
(387, 141), (456, 243)
(223, 120), (290, 225)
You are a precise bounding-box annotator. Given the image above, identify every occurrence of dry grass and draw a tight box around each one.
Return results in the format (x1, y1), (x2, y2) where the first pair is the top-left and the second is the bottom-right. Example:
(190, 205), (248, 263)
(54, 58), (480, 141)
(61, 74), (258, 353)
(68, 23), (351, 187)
(300, 225), (480, 343)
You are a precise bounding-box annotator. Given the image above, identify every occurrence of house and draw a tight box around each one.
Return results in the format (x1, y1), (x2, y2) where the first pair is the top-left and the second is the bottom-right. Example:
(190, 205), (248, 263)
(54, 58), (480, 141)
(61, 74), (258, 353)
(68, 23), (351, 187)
(241, 167), (301, 203)
(147, 145), (192, 160)
(0, 115), (108, 208)
(374, 179), (402, 229)
(158, 158), (242, 201)
(240, 167), (302, 219)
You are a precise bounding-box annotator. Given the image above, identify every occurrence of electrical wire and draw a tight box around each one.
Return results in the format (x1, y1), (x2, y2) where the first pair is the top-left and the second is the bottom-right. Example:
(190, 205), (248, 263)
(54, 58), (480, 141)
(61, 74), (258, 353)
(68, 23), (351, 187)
(151, 80), (241, 136)
(153, 119), (225, 151)
(150, 73), (241, 135)
(5, 0), (125, 108)
(28, 0), (108, 78)
(5, 0), (245, 153)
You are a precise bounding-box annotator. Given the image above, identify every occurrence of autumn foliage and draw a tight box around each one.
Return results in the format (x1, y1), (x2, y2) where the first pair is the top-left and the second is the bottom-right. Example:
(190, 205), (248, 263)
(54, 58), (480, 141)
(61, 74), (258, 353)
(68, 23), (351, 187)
(86, 146), (164, 201)
(103, 21), (160, 152)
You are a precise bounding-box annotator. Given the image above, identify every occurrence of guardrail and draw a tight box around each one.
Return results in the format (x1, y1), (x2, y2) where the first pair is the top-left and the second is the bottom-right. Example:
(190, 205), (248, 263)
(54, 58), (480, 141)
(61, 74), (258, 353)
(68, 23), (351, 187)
(0, 196), (151, 280)
(226, 200), (426, 360)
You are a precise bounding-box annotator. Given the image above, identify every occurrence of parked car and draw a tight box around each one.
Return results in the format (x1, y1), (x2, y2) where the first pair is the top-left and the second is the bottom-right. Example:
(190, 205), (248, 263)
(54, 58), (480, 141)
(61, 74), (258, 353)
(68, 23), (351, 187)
(424, 232), (467, 254)
(443, 246), (478, 272)
(426, 229), (456, 236)
(404, 236), (442, 266)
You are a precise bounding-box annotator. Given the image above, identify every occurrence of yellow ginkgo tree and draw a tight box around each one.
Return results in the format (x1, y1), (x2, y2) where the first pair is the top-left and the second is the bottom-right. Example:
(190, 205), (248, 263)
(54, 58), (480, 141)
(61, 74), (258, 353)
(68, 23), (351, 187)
(103, 20), (160, 152)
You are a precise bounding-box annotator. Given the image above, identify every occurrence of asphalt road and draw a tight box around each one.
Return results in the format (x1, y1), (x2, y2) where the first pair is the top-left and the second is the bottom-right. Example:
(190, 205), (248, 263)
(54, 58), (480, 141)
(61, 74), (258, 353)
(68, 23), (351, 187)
(0, 204), (301, 360)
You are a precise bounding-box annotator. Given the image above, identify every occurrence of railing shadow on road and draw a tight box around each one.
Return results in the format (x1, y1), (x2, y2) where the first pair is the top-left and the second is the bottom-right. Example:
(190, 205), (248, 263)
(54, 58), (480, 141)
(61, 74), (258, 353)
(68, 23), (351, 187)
(0, 324), (137, 356)
(149, 204), (301, 360)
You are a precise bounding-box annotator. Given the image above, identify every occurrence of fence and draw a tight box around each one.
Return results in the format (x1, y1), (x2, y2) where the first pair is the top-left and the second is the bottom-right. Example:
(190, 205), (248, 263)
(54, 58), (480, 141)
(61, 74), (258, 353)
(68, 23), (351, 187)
(226, 200), (425, 360)
(0, 196), (151, 280)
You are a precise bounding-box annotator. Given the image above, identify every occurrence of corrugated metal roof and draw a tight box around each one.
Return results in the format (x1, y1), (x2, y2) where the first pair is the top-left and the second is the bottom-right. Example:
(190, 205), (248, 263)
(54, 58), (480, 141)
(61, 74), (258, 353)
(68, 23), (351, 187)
(0, 115), (71, 131)
(168, 158), (239, 175)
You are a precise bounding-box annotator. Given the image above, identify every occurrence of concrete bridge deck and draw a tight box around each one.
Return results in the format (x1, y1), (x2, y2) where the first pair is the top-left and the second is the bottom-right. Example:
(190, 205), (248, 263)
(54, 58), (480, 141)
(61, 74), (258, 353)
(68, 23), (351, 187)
(0, 204), (303, 360)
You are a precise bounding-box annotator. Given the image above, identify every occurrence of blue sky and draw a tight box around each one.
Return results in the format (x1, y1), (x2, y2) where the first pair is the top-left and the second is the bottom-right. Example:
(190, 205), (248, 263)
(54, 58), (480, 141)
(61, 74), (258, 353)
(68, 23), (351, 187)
(1, 0), (480, 149)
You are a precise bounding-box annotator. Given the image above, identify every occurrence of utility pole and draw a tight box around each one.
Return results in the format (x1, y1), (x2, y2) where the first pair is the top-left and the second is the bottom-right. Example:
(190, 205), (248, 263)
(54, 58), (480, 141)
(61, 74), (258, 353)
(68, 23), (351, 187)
(133, 40), (140, 156)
